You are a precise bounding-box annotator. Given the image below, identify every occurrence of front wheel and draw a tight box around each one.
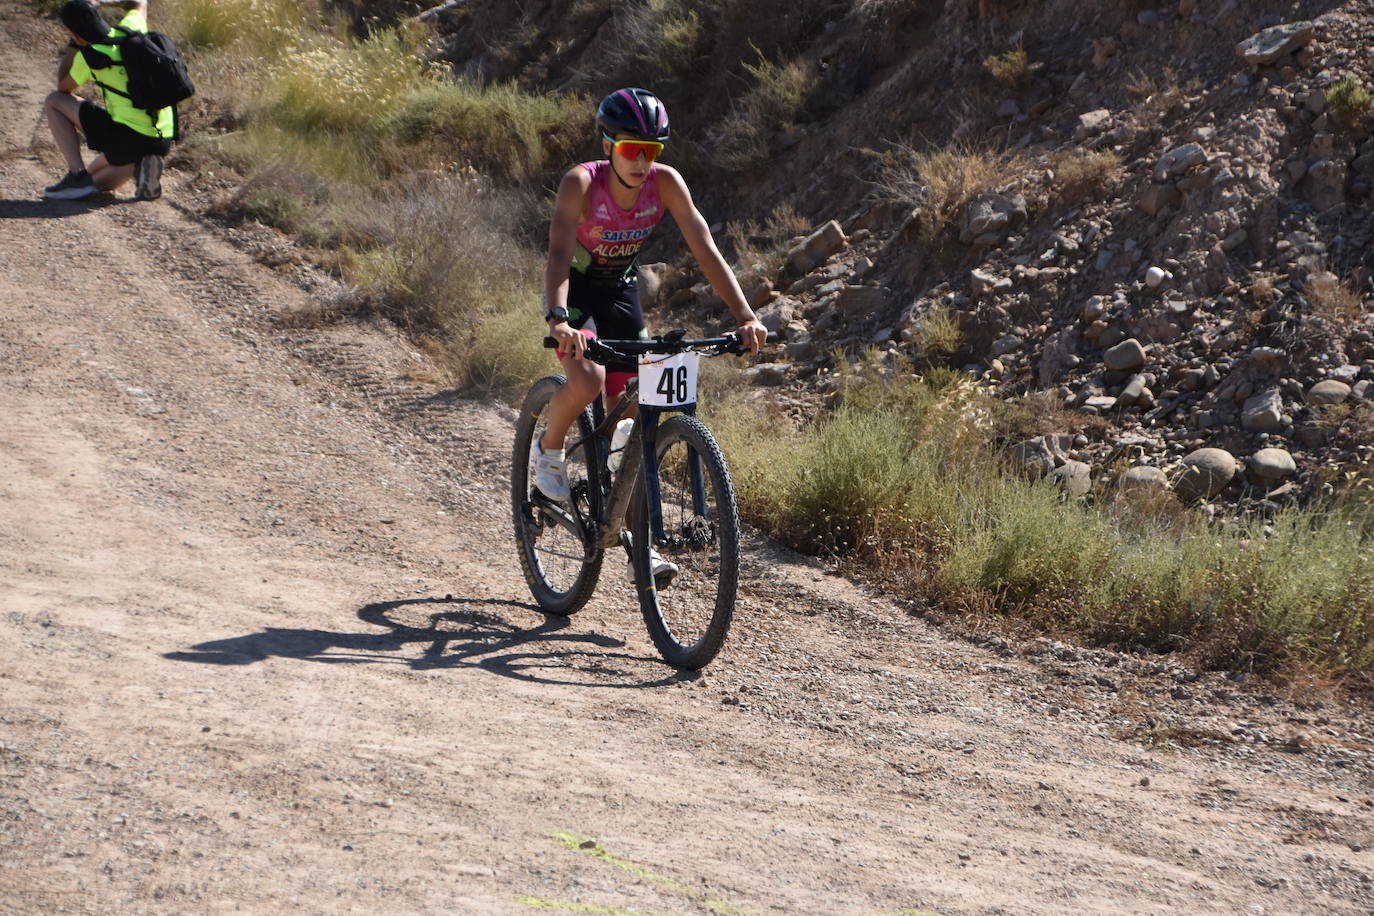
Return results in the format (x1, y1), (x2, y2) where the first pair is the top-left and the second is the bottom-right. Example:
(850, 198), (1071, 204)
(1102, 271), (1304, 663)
(511, 375), (603, 614)
(631, 415), (739, 669)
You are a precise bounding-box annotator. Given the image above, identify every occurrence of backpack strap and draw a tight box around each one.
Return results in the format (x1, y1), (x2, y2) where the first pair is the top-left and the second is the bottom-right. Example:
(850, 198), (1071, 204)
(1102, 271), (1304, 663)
(88, 26), (176, 140)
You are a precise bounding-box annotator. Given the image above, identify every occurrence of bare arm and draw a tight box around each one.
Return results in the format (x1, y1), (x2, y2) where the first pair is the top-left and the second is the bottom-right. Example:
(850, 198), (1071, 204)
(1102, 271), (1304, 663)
(544, 167), (591, 357)
(56, 45), (78, 94)
(658, 166), (766, 353)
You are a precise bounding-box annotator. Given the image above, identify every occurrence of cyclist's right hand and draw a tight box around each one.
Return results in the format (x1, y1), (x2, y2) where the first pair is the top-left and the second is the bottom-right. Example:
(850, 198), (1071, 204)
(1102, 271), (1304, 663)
(550, 321), (586, 359)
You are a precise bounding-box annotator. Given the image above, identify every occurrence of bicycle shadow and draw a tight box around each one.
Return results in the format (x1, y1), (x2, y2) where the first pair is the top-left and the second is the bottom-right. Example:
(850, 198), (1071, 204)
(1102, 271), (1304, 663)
(0, 195), (123, 219)
(163, 594), (696, 689)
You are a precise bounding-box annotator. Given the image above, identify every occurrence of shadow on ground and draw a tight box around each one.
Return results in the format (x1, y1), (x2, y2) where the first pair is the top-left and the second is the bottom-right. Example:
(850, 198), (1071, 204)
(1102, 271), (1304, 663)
(0, 195), (124, 218)
(163, 595), (696, 688)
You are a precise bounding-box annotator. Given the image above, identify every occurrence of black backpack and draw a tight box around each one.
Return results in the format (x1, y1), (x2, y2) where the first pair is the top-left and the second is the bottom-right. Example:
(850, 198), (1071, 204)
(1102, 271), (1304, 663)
(84, 26), (195, 136)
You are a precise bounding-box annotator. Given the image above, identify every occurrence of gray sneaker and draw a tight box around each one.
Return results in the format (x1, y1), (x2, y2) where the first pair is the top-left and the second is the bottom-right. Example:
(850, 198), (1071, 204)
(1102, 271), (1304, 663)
(134, 155), (162, 201)
(43, 169), (97, 200)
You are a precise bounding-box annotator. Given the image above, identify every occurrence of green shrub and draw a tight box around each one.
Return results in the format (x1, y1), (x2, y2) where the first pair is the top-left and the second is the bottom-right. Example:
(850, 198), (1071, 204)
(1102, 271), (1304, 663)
(713, 50), (817, 169)
(165, 0), (311, 53)
(1326, 75), (1373, 127)
(258, 25), (436, 136)
(342, 176), (547, 395)
(609, 0), (706, 85)
(390, 82), (590, 185)
(909, 305), (960, 367)
(711, 357), (1374, 675)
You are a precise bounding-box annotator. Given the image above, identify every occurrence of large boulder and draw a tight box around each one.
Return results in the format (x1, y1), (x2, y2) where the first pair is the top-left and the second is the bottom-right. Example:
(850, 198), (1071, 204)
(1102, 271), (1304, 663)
(1307, 379), (1352, 405)
(835, 285), (887, 314)
(1104, 338), (1147, 372)
(786, 220), (847, 274)
(1236, 21), (1316, 66)
(1154, 144), (1208, 182)
(637, 262), (671, 308)
(1173, 448), (1237, 502)
(1249, 448), (1297, 481)
(1008, 435), (1072, 479)
(1241, 389), (1285, 433)
(1120, 466), (1169, 491)
(960, 191), (1027, 246)
(1051, 461), (1093, 498)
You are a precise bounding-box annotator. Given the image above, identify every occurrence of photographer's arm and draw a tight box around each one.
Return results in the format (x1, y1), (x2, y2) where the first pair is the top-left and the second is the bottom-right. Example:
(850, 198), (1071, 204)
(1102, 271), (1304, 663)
(56, 44), (78, 94)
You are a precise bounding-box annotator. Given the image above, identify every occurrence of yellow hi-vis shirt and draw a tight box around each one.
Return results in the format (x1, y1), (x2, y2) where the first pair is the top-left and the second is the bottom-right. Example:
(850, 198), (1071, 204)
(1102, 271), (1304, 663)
(69, 9), (175, 140)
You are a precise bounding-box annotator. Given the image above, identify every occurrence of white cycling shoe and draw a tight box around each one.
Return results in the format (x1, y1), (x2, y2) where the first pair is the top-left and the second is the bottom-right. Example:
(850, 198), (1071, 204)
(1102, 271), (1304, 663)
(628, 546), (679, 589)
(533, 445), (570, 502)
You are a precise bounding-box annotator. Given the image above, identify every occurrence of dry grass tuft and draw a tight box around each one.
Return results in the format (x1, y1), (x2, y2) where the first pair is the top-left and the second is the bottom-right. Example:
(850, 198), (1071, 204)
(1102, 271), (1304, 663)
(1306, 272), (1365, 326)
(984, 46), (1028, 88)
(879, 141), (1021, 240)
(726, 203), (812, 276)
(1051, 148), (1122, 204)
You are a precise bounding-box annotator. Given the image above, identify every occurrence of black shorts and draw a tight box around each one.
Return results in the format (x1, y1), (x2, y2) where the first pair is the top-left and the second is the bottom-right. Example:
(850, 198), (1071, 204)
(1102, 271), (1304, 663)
(566, 274), (646, 373)
(79, 100), (171, 166)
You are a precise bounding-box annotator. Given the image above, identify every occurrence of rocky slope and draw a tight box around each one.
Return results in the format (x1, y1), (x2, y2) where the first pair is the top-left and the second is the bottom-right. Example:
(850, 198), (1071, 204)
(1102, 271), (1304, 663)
(420, 0), (1374, 513)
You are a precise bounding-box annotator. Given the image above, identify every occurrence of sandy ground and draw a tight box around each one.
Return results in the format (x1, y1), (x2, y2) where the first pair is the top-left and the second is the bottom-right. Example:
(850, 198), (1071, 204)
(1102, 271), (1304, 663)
(1, 5), (1372, 914)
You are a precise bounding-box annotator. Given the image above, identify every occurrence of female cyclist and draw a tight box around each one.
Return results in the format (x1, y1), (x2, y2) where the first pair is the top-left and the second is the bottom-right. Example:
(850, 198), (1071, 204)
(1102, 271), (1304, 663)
(534, 87), (767, 503)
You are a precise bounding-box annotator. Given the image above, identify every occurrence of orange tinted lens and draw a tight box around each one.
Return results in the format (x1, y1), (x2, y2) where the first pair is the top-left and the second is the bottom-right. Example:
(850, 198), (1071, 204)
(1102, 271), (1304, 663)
(616, 140), (662, 162)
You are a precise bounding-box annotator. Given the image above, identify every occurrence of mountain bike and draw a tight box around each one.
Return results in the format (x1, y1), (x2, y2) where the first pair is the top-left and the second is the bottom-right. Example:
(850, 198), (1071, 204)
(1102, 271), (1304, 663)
(511, 330), (771, 669)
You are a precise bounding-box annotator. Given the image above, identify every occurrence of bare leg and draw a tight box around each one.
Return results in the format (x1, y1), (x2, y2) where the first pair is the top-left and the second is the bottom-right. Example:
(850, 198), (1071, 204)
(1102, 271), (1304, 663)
(88, 155), (134, 192)
(43, 91), (85, 174)
(539, 356), (604, 451)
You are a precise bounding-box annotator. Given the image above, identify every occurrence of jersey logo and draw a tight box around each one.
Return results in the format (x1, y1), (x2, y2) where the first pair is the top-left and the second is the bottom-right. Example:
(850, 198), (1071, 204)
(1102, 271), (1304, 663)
(634, 206), (659, 219)
(595, 204), (611, 219)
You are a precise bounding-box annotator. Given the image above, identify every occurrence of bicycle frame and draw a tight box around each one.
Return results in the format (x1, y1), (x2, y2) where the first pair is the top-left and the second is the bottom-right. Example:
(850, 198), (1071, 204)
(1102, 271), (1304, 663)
(559, 382), (707, 551)
(543, 331), (769, 553)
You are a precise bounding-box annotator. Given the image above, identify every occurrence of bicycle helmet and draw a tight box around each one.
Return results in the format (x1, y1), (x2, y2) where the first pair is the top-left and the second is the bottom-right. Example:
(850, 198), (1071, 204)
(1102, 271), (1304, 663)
(596, 88), (670, 142)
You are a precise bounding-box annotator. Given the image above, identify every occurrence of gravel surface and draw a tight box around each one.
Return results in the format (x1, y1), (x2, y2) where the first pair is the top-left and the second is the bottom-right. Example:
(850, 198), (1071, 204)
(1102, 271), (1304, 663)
(1, 5), (1371, 913)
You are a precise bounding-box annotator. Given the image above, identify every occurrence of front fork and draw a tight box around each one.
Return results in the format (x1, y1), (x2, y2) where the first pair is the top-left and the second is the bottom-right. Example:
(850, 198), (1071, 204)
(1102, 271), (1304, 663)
(602, 406), (706, 551)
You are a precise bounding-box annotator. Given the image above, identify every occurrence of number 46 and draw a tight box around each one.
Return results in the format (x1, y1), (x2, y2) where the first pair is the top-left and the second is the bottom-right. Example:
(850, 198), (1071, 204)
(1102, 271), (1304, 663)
(657, 366), (689, 403)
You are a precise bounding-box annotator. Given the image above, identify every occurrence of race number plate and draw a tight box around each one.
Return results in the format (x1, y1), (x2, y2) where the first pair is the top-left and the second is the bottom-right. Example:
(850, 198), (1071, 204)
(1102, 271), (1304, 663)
(638, 352), (699, 407)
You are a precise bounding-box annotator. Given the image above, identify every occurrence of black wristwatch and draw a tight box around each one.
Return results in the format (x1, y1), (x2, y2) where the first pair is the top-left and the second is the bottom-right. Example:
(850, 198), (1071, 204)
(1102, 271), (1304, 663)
(544, 305), (569, 324)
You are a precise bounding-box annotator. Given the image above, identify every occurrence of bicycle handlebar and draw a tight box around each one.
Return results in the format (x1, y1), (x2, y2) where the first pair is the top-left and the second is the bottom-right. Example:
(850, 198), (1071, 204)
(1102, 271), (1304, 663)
(542, 330), (779, 363)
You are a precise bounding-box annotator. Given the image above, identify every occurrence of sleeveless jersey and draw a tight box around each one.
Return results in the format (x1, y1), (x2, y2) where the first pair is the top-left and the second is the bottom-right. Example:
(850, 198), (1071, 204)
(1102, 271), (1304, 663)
(571, 160), (664, 286)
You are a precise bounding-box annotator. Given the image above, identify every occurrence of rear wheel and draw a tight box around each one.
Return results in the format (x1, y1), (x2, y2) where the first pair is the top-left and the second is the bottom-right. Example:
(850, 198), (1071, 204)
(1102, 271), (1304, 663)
(631, 415), (739, 669)
(511, 375), (603, 614)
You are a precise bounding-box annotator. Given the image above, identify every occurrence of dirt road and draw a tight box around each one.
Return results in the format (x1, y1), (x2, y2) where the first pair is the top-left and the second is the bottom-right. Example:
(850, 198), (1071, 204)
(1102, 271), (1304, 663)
(1, 6), (1372, 913)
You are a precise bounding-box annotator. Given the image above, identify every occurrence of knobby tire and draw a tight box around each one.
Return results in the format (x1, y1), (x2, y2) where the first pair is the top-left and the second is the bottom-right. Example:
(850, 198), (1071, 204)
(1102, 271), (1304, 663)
(631, 415), (739, 669)
(511, 375), (603, 615)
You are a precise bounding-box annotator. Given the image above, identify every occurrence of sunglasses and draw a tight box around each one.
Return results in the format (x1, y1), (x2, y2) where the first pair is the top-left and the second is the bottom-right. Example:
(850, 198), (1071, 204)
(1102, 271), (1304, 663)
(604, 133), (664, 163)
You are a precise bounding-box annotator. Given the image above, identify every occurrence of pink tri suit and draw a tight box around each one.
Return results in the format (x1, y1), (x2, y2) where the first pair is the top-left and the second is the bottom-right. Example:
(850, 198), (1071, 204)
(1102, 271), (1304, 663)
(559, 159), (666, 397)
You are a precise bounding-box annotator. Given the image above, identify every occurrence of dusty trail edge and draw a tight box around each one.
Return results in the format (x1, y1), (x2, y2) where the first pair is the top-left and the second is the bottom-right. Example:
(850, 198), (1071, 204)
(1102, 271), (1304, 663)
(0, 6), (1371, 913)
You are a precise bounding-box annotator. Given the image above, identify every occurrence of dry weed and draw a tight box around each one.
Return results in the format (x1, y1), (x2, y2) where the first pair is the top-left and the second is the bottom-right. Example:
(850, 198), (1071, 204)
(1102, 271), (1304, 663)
(984, 46), (1028, 88)
(1051, 149), (1121, 204)
(1306, 272), (1364, 326)
(879, 141), (1020, 240)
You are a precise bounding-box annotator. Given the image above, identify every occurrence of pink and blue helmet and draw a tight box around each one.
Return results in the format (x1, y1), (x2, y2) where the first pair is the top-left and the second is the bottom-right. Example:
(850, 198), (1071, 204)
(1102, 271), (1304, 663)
(596, 88), (670, 142)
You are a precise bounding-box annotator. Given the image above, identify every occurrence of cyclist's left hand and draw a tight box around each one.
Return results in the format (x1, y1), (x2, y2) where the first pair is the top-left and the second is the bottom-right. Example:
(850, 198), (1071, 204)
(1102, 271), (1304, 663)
(738, 319), (768, 356)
